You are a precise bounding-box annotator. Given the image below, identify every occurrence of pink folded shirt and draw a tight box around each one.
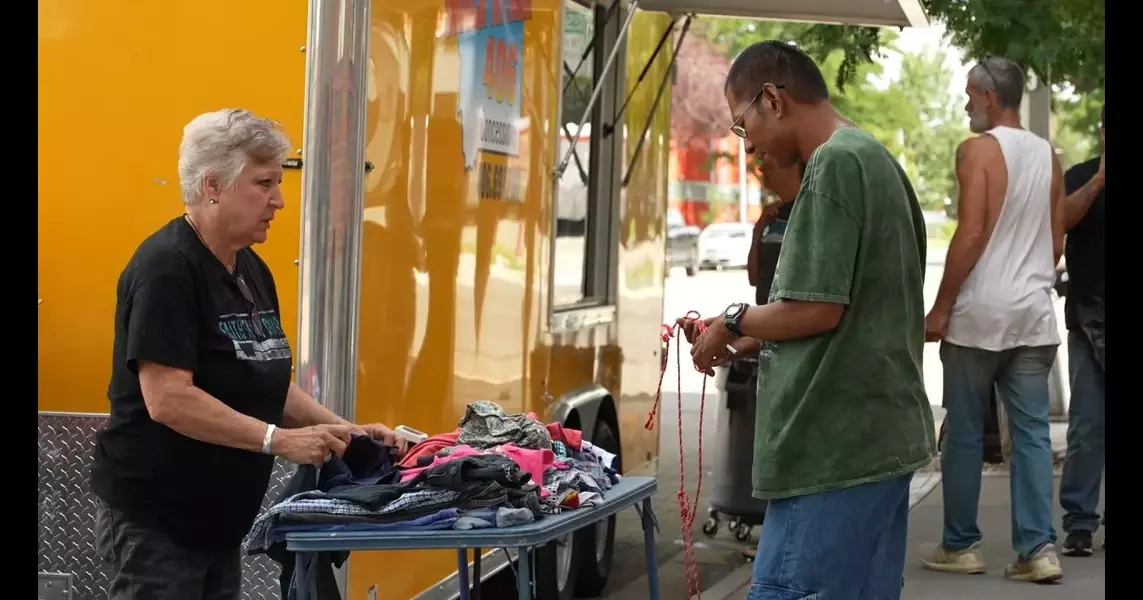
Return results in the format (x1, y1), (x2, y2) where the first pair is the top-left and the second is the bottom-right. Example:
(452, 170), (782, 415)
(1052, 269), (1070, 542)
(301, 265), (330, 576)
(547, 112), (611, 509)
(398, 444), (485, 482)
(398, 443), (560, 486)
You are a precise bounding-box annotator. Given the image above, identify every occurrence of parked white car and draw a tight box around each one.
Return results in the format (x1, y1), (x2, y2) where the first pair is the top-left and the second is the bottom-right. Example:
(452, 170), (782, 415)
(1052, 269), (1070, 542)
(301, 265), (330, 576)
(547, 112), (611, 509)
(698, 222), (753, 270)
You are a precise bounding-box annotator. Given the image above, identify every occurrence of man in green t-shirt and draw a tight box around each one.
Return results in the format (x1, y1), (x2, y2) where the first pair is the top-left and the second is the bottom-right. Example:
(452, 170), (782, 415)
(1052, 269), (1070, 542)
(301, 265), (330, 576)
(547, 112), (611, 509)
(683, 41), (937, 598)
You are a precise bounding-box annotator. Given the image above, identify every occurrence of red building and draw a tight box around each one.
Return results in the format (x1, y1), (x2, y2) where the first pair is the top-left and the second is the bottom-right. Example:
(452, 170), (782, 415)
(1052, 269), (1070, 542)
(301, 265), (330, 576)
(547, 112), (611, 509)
(668, 34), (766, 227)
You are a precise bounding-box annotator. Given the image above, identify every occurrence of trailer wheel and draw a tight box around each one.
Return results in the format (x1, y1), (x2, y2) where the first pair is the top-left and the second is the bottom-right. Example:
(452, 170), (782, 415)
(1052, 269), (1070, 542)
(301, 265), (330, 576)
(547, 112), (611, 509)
(534, 532), (579, 600)
(573, 418), (620, 597)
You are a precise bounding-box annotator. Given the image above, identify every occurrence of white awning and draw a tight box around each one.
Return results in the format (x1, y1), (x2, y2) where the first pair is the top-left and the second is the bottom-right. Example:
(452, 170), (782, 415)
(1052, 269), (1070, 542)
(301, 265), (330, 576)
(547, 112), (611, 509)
(636, 0), (929, 29)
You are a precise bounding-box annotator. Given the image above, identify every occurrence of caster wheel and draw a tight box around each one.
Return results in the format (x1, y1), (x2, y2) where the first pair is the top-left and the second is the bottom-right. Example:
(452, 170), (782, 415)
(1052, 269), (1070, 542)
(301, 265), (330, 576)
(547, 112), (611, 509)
(734, 523), (753, 542)
(701, 518), (719, 537)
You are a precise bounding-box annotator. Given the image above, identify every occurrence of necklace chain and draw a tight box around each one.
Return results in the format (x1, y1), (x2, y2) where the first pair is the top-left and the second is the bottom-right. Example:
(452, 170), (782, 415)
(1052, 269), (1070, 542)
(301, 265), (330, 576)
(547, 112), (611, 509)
(184, 215), (235, 272)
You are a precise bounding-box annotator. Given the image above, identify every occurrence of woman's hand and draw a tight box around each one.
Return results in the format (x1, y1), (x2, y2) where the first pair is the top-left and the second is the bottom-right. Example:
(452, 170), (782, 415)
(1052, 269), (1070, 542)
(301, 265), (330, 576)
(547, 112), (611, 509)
(271, 424), (351, 466)
(352, 422), (409, 457)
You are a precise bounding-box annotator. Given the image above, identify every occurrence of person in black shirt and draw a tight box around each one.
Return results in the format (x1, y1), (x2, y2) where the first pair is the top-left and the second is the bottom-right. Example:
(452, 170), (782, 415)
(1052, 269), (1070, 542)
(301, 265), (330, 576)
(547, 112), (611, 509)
(89, 108), (407, 600)
(747, 156), (803, 305)
(1058, 105), (1106, 557)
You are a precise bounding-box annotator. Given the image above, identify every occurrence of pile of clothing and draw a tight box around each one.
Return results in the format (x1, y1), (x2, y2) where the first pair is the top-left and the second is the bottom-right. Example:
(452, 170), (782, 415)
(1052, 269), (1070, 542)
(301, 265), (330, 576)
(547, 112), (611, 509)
(244, 400), (619, 599)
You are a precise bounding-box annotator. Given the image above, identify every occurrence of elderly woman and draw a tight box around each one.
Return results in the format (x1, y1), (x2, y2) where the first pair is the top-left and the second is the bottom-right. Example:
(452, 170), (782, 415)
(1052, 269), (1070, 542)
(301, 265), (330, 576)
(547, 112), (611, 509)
(89, 108), (402, 599)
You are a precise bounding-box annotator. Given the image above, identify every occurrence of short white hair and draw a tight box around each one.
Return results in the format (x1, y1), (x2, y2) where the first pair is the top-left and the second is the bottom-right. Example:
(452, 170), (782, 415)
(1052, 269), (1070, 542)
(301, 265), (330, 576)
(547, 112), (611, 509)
(177, 109), (291, 205)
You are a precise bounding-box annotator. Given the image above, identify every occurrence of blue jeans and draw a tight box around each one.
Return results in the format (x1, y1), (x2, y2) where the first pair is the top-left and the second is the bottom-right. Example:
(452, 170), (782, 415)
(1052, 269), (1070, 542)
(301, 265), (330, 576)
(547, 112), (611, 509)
(747, 474), (911, 600)
(1059, 330), (1105, 533)
(938, 341), (1057, 557)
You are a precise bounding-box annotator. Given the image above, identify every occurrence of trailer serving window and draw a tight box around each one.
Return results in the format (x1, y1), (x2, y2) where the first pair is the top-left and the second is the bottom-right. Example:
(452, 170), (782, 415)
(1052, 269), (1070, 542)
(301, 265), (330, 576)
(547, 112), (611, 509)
(549, 0), (691, 333)
(552, 0), (609, 310)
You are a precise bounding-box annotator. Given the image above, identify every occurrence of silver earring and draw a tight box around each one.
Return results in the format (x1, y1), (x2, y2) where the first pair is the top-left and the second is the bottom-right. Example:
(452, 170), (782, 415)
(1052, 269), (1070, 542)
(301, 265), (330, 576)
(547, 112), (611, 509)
(208, 198), (218, 205)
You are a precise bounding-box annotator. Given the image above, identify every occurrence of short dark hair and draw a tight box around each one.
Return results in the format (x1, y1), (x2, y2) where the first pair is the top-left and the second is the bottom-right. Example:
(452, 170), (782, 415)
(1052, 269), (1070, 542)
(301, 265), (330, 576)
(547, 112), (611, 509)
(725, 41), (830, 104)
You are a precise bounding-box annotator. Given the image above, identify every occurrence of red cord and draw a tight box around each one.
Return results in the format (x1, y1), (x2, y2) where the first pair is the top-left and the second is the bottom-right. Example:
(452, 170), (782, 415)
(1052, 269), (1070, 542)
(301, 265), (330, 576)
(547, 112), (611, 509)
(645, 310), (707, 600)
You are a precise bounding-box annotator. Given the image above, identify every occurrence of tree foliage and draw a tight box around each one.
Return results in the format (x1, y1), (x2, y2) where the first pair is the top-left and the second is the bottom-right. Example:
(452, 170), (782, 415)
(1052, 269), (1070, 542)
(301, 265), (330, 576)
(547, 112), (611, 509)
(676, 2), (1106, 213)
(1053, 87), (1104, 167)
(691, 19), (970, 212)
(695, 18), (891, 92)
(670, 28), (732, 142)
(669, 19), (894, 145)
(895, 47), (970, 211)
(922, 0), (1105, 93)
(698, 1), (1104, 94)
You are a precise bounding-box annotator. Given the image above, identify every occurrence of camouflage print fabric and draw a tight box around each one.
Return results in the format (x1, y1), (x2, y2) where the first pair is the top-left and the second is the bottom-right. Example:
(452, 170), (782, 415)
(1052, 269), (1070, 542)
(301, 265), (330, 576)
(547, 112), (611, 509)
(456, 400), (553, 450)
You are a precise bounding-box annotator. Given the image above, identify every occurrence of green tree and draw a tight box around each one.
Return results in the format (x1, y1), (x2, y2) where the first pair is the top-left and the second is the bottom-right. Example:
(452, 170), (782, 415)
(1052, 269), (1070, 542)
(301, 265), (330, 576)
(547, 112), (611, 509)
(894, 46), (969, 211)
(1052, 87), (1103, 168)
(695, 18), (895, 92)
(922, 0), (1104, 93)
(697, 19), (918, 191)
(700, 2), (1104, 95)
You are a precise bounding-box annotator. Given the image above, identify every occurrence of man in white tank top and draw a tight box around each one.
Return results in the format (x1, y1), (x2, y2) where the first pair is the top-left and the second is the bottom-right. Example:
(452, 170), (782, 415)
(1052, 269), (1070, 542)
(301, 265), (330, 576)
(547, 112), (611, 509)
(917, 57), (1067, 583)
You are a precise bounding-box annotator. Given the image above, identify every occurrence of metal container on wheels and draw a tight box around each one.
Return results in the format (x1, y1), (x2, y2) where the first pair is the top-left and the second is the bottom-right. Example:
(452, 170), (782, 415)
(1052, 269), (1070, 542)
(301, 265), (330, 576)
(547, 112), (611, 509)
(703, 356), (768, 542)
(699, 212), (786, 543)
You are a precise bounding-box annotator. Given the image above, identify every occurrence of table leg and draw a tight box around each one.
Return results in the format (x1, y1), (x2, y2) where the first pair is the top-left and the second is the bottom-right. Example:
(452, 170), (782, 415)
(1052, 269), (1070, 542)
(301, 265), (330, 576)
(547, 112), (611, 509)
(456, 548), (471, 600)
(472, 547), (483, 600)
(295, 553), (309, 600)
(641, 498), (661, 600)
(516, 547), (532, 600)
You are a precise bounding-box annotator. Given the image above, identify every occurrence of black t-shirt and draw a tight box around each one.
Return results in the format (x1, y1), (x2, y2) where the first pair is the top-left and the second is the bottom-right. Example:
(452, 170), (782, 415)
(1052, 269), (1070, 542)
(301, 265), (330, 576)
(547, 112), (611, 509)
(753, 203), (792, 305)
(1063, 157), (1105, 331)
(89, 216), (293, 551)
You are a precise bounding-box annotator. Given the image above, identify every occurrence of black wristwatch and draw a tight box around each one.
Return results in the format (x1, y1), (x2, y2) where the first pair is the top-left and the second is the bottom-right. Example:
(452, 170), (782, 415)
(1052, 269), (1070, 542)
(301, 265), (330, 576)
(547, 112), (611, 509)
(722, 302), (748, 337)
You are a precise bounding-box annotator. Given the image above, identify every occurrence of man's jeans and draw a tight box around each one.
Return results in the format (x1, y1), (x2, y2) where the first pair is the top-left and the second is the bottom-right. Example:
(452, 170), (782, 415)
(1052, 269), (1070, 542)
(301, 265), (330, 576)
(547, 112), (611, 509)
(747, 474), (911, 600)
(1059, 330), (1106, 533)
(939, 341), (1057, 557)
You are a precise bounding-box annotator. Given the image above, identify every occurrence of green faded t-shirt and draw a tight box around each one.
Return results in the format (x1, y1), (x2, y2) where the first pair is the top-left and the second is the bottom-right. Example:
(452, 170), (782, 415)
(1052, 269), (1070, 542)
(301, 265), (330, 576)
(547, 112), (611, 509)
(752, 127), (937, 500)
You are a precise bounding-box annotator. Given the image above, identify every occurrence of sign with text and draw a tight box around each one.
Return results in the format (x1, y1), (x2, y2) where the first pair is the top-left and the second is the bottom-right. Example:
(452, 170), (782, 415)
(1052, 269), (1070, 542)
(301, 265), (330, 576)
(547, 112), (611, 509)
(444, 0), (532, 178)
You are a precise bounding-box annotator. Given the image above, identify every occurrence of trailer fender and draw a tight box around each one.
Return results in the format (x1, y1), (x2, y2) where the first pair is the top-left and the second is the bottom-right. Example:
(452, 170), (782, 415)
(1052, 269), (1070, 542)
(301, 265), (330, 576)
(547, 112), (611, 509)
(548, 384), (619, 446)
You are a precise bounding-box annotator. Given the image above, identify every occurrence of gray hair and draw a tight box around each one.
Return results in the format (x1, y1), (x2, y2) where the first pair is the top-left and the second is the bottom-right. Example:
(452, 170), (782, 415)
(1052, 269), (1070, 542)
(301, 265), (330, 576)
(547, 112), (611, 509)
(967, 57), (1025, 111)
(177, 109), (291, 205)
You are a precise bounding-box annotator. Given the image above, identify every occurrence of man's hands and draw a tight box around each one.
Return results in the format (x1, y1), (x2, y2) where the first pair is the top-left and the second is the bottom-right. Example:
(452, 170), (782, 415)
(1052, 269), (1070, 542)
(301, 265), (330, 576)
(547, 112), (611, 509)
(673, 314), (760, 375)
(675, 315), (716, 344)
(689, 318), (733, 377)
(271, 424), (351, 466)
(924, 308), (949, 343)
(761, 201), (783, 222)
(694, 336), (760, 376)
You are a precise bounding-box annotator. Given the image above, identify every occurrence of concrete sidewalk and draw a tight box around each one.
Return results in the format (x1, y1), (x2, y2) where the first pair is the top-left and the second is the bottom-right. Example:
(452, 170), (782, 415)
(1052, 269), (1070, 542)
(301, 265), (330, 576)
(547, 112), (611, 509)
(700, 475), (1105, 600)
(695, 424), (1102, 600)
(899, 475), (1105, 599)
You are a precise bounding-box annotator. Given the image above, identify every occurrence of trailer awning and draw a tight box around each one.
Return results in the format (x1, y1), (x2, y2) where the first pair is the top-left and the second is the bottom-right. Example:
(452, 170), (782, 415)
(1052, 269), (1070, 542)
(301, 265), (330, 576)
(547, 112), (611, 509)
(636, 0), (929, 29)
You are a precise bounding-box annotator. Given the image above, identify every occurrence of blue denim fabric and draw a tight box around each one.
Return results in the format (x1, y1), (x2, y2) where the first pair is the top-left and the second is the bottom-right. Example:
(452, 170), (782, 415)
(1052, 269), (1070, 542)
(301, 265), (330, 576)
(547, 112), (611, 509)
(319, 434), (400, 489)
(1059, 331), (1106, 534)
(938, 341), (1058, 557)
(268, 508), (460, 541)
(255, 435), (400, 600)
(746, 474), (911, 600)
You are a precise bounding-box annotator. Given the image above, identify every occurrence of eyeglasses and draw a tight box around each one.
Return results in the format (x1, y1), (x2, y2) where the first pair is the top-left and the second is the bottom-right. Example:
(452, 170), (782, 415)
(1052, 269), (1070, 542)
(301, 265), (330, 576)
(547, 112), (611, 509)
(730, 89), (762, 139)
(730, 51), (791, 139)
(730, 84), (786, 139)
(234, 275), (265, 339)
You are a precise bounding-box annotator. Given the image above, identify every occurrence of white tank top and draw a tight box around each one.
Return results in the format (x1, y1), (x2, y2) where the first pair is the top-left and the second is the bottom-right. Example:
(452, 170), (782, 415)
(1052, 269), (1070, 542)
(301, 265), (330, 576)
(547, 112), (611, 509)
(943, 126), (1061, 351)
